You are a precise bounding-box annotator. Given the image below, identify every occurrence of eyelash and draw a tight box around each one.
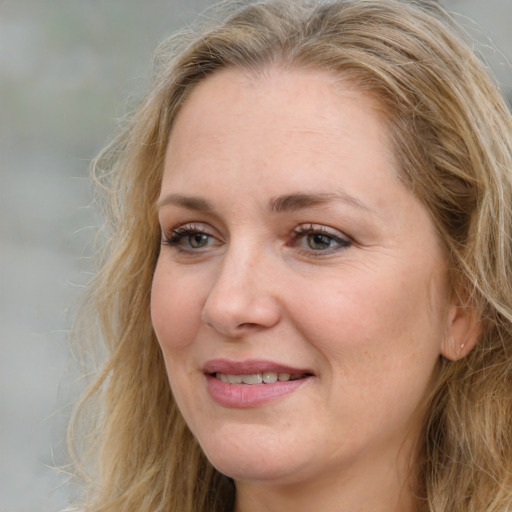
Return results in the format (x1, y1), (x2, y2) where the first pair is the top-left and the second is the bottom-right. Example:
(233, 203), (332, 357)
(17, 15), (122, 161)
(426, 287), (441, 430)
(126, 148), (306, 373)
(161, 223), (352, 255)
(289, 224), (352, 254)
(162, 224), (217, 252)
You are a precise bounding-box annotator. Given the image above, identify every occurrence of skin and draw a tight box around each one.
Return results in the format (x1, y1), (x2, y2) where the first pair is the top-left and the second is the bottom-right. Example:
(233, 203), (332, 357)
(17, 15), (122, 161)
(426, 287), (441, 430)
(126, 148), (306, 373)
(151, 67), (472, 511)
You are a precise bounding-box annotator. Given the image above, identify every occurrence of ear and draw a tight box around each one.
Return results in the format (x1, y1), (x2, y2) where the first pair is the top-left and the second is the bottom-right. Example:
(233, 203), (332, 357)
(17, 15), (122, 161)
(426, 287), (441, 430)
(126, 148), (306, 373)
(441, 299), (482, 361)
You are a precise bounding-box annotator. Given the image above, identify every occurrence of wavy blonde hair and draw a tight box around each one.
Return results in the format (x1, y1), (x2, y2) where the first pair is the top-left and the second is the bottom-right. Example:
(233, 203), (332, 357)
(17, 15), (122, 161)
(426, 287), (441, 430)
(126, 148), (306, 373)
(69, 0), (512, 510)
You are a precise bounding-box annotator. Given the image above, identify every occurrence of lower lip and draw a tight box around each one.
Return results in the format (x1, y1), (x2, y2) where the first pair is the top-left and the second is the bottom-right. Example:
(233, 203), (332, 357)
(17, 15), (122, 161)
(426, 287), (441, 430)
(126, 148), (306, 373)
(206, 374), (309, 408)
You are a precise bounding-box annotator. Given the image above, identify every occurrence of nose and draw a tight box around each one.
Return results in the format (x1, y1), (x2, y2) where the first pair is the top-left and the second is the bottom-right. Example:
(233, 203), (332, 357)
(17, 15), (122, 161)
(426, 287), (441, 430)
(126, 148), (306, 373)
(201, 248), (281, 338)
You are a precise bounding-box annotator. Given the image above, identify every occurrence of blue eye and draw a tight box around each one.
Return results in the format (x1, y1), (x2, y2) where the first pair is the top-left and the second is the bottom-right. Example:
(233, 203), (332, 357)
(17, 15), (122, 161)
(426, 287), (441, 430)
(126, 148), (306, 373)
(162, 225), (218, 251)
(292, 225), (351, 252)
(182, 232), (210, 249)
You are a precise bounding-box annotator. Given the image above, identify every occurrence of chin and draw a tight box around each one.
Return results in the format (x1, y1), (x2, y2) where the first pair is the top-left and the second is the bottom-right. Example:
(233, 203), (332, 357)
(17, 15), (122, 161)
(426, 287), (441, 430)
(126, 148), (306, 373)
(196, 424), (319, 484)
(209, 453), (309, 484)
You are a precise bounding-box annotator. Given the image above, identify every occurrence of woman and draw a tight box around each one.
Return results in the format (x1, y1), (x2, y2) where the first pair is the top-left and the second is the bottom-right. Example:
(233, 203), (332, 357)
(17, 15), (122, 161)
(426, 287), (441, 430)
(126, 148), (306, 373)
(70, 0), (512, 510)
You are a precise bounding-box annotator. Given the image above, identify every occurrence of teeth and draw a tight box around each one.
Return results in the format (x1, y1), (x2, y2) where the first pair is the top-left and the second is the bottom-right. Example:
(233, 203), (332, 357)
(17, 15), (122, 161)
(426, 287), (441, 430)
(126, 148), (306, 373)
(241, 374), (263, 384)
(262, 372), (278, 383)
(216, 372), (294, 384)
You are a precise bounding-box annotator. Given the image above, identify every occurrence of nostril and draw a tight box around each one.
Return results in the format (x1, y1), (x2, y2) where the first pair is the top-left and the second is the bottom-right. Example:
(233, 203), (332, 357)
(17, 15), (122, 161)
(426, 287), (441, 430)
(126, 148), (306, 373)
(237, 322), (261, 330)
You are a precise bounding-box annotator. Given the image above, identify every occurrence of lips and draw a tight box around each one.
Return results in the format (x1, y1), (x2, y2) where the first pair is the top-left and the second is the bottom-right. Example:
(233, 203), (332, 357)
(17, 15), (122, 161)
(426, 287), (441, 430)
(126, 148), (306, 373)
(203, 359), (313, 408)
(204, 359), (313, 383)
(203, 359), (312, 376)
(215, 371), (306, 384)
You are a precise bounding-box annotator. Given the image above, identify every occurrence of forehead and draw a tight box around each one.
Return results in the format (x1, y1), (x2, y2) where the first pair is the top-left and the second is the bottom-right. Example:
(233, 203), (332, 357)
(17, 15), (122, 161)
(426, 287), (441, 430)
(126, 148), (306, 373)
(172, 65), (387, 127)
(164, 66), (396, 182)
(159, 67), (423, 242)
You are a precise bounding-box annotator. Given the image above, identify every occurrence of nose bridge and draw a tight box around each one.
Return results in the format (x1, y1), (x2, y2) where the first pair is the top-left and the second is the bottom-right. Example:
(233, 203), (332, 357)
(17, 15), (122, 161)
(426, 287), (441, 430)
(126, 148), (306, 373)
(201, 239), (280, 336)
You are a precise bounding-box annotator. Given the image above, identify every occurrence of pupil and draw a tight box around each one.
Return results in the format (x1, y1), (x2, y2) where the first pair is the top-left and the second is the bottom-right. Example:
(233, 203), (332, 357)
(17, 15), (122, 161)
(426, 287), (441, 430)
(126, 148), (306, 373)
(308, 233), (330, 250)
(190, 234), (208, 248)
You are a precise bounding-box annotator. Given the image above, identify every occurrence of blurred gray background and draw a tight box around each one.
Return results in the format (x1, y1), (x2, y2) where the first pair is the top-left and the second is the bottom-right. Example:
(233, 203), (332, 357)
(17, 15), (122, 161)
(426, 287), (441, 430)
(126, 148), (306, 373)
(1, 1), (511, 511)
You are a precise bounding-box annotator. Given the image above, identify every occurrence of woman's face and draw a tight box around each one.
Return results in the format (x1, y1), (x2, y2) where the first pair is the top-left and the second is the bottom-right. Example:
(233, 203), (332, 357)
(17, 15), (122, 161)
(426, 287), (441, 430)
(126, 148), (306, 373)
(151, 67), (454, 490)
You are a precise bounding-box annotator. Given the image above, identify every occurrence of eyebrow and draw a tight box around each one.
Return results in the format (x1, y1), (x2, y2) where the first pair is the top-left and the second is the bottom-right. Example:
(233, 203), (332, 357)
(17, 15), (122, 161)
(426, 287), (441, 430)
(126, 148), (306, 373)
(156, 191), (374, 215)
(156, 193), (214, 212)
(269, 192), (374, 214)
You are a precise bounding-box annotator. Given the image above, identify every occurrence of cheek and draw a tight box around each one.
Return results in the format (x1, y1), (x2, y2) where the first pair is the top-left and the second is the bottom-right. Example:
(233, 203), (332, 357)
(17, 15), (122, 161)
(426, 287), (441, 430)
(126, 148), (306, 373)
(290, 261), (447, 368)
(150, 263), (204, 353)
(296, 270), (445, 429)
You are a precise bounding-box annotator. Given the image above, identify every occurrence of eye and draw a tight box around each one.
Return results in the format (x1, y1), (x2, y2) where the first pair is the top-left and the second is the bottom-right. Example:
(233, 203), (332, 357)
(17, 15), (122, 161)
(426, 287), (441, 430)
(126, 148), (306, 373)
(290, 224), (351, 253)
(183, 233), (210, 249)
(162, 223), (220, 252)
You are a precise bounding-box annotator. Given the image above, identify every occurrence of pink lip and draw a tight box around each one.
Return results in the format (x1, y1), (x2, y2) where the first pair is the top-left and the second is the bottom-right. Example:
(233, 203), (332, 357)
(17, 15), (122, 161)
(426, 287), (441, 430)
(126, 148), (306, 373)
(203, 359), (313, 408)
(203, 358), (311, 375)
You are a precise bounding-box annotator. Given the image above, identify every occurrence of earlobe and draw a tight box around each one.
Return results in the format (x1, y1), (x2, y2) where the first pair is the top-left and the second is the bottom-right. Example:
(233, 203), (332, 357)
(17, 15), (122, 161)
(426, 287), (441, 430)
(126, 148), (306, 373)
(441, 302), (482, 361)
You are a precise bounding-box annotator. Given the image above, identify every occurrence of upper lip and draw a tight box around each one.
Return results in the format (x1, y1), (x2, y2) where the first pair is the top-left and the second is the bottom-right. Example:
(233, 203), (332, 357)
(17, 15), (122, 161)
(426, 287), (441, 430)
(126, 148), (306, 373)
(203, 359), (313, 376)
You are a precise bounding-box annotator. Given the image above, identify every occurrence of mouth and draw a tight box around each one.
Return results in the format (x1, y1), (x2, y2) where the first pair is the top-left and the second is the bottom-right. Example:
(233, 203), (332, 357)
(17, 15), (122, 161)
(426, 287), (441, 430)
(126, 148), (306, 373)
(204, 360), (313, 408)
(213, 371), (310, 385)
(203, 359), (314, 388)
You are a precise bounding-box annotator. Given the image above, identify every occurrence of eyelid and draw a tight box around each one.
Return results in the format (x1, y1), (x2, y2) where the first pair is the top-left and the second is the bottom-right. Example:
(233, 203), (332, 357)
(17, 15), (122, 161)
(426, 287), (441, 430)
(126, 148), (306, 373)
(293, 223), (351, 240)
(162, 221), (215, 238)
(294, 222), (348, 235)
(161, 222), (222, 251)
(289, 223), (352, 253)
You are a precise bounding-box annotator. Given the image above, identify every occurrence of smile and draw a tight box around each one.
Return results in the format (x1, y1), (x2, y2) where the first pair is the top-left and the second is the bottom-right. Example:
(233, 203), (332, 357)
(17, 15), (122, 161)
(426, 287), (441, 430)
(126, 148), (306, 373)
(204, 360), (313, 407)
(215, 372), (308, 384)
